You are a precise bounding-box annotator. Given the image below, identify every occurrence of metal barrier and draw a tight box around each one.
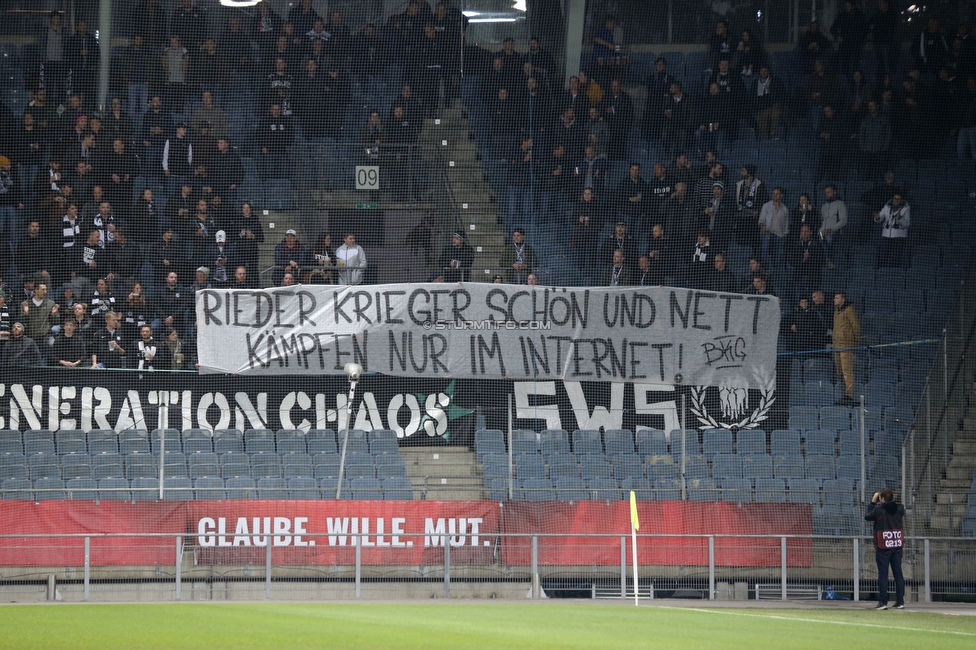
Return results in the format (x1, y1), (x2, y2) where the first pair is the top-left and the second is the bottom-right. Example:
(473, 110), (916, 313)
(1, 532), (973, 603)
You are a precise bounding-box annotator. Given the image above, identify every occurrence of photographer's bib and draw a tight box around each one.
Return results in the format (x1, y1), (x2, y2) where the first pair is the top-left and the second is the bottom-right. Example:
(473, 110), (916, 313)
(875, 529), (904, 549)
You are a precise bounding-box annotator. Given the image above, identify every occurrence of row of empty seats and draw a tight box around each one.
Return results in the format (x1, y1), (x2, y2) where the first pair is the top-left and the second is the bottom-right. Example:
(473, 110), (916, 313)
(488, 475), (870, 508)
(0, 428), (399, 456)
(0, 475), (415, 501)
(483, 451), (896, 485)
(475, 423), (906, 460)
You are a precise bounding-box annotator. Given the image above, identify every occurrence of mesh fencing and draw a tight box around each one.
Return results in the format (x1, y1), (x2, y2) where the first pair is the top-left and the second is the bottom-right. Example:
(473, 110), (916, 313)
(0, 0), (975, 600)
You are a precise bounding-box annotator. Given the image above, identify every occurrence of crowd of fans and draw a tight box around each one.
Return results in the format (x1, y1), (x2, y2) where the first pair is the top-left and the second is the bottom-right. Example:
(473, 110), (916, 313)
(0, 0), (969, 373)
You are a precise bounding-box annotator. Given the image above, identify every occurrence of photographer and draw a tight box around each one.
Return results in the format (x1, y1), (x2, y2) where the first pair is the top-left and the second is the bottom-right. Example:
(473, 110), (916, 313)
(865, 488), (906, 610)
(875, 192), (910, 268)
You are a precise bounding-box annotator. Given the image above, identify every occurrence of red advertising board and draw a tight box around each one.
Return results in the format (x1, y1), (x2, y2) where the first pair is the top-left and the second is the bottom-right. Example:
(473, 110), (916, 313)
(500, 501), (813, 566)
(0, 501), (811, 567)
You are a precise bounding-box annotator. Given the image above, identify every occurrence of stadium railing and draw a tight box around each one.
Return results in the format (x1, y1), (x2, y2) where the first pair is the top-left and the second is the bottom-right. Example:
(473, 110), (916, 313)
(0, 531), (971, 603)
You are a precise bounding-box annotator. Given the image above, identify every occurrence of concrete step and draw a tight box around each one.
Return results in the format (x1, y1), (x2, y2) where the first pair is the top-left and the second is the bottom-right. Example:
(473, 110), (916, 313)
(940, 478), (973, 489)
(937, 492), (973, 504)
(934, 503), (969, 517)
(946, 464), (976, 480)
(955, 429), (976, 443)
(954, 441), (976, 455)
(928, 515), (963, 532)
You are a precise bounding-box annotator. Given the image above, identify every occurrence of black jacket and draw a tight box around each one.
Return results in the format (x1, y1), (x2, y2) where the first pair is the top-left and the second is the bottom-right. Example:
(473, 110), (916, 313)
(865, 500), (906, 550)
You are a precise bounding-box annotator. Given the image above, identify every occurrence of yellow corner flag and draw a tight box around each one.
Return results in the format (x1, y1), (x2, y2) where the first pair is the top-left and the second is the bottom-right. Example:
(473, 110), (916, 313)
(629, 490), (640, 531)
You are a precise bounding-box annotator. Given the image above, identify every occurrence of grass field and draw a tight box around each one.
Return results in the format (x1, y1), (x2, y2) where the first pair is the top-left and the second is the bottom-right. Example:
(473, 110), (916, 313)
(2, 602), (975, 649)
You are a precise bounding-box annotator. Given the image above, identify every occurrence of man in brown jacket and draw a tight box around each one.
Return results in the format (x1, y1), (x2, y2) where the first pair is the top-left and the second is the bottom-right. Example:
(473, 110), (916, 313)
(832, 291), (860, 404)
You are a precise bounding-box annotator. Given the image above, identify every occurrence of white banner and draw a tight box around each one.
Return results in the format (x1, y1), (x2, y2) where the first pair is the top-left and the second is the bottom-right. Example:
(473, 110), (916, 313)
(196, 284), (780, 388)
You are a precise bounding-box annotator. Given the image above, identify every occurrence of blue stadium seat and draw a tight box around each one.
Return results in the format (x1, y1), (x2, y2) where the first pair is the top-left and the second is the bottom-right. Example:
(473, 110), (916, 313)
(554, 477), (588, 501)
(604, 429), (635, 455)
(376, 460), (407, 479)
(540, 430), (570, 457)
(340, 430), (371, 454)
(66, 478), (98, 500)
(214, 430), (245, 455)
(838, 430), (863, 457)
(581, 455), (612, 480)
(349, 477), (383, 501)
(512, 430), (539, 456)
(587, 477), (620, 500)
(246, 438), (275, 454)
(151, 429), (182, 453)
(0, 440), (22, 455)
(487, 477), (508, 501)
(163, 476), (193, 500)
(820, 406), (852, 430)
(611, 454), (643, 481)
(804, 431), (836, 457)
(33, 478), (65, 500)
(221, 477), (254, 499)
(645, 455), (677, 480)
(516, 454), (546, 479)
(0, 464), (28, 481)
(308, 437), (338, 455)
(257, 477), (286, 499)
(2, 478), (32, 499)
(805, 454), (836, 480)
(669, 429), (702, 456)
(572, 430), (603, 455)
(702, 428), (733, 456)
(788, 478), (822, 504)
(131, 477), (160, 500)
(97, 477), (130, 501)
(382, 477), (414, 500)
(24, 429), (55, 443)
(277, 437), (307, 455)
(369, 438), (399, 456)
(194, 477), (225, 500)
(547, 453), (579, 479)
(621, 477), (653, 501)
(636, 428), (669, 456)
(711, 453), (741, 479)
(823, 479), (856, 506)
(57, 436), (87, 454)
(755, 478), (787, 502)
(522, 477), (554, 501)
(289, 477), (320, 499)
(475, 429), (505, 460)
(774, 454), (804, 480)
(680, 456), (710, 480)
(742, 454), (773, 480)
(654, 478), (682, 500)
(25, 439), (56, 456)
(788, 407), (819, 432)
(687, 478), (718, 501)
(720, 478), (753, 503)
(736, 430), (766, 455)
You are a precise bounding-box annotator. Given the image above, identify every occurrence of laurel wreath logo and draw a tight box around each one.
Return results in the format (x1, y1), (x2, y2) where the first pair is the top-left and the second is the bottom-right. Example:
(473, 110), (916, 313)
(689, 370), (776, 430)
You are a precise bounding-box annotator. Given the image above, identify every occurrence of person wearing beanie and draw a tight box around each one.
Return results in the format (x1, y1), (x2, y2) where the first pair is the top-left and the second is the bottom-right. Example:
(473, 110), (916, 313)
(437, 232), (474, 282)
(2, 322), (41, 368)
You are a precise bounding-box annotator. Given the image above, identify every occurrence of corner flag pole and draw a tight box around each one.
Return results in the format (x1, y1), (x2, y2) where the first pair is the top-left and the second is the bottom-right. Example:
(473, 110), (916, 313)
(630, 490), (640, 606)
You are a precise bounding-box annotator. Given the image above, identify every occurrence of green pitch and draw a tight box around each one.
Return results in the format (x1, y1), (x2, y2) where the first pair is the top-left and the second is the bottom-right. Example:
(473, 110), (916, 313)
(2, 603), (975, 649)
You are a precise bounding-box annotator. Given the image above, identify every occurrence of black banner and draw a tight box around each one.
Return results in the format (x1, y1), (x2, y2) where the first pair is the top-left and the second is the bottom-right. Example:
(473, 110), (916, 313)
(0, 368), (792, 443)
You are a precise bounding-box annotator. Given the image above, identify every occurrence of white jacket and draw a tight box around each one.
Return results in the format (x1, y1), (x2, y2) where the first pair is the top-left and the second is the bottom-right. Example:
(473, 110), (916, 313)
(335, 244), (367, 285)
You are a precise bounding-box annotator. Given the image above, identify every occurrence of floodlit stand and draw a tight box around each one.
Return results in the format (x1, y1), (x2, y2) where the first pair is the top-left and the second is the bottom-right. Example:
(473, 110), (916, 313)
(334, 362), (363, 500)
